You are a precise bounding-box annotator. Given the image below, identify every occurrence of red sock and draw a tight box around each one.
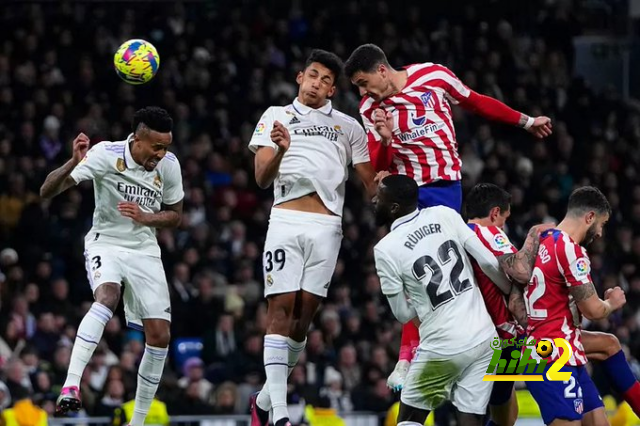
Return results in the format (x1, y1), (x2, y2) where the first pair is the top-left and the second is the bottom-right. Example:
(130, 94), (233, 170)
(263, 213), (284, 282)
(623, 382), (640, 417)
(399, 322), (420, 362)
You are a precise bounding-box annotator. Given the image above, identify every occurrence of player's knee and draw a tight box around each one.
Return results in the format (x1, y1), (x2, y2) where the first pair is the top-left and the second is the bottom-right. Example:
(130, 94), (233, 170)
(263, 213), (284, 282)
(94, 283), (120, 311)
(603, 333), (622, 356)
(145, 327), (171, 348)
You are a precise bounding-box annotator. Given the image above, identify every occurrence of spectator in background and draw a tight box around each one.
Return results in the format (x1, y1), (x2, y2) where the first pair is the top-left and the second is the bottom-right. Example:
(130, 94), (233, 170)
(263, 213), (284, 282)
(177, 357), (213, 403)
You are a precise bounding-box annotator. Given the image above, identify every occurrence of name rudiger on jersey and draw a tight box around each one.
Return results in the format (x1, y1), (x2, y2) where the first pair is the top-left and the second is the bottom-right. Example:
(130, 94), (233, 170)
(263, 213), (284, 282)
(483, 337), (573, 382)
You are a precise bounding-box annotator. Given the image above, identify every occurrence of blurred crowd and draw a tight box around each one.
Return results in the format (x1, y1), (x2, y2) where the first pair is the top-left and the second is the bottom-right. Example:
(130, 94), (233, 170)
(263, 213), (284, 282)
(1, 0), (640, 421)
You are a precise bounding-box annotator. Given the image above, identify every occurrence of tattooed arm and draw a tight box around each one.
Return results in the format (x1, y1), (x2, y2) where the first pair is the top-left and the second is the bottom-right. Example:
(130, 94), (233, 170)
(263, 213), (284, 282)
(508, 284), (528, 329)
(570, 283), (626, 320)
(498, 224), (554, 284)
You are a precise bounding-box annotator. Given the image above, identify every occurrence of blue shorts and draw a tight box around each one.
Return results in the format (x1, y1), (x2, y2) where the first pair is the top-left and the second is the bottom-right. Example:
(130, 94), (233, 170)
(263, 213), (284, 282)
(418, 181), (462, 213)
(526, 364), (604, 425)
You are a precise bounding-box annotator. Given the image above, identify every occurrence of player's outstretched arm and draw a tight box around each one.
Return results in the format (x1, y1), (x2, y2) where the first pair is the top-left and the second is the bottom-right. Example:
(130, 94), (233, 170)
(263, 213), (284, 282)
(570, 283), (626, 320)
(457, 91), (552, 138)
(40, 133), (90, 199)
(254, 121), (290, 189)
(118, 200), (182, 228)
(498, 223), (555, 284)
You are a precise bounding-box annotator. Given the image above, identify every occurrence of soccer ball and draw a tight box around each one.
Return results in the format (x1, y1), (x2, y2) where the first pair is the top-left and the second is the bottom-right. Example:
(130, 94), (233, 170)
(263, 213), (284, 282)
(536, 339), (554, 358)
(113, 39), (160, 85)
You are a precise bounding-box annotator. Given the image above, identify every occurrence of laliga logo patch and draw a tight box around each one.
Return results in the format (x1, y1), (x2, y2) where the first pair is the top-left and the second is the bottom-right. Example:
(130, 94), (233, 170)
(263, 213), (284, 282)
(493, 233), (509, 249)
(254, 123), (266, 135)
(574, 258), (590, 278)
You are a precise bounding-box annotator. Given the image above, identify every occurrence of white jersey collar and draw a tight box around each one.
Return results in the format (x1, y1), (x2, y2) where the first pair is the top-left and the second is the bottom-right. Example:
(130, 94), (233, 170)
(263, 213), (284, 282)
(124, 134), (145, 170)
(292, 97), (333, 116)
(391, 209), (420, 231)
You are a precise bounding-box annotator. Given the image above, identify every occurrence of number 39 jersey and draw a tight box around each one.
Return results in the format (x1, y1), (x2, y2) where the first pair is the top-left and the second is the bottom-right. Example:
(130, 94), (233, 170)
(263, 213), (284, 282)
(524, 229), (590, 366)
(374, 206), (495, 355)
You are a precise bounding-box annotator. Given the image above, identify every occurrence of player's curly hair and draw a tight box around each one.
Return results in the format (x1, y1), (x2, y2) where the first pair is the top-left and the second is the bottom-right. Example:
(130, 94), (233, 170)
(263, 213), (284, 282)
(464, 183), (512, 220)
(304, 49), (344, 81)
(567, 186), (611, 217)
(132, 106), (173, 134)
(344, 43), (390, 78)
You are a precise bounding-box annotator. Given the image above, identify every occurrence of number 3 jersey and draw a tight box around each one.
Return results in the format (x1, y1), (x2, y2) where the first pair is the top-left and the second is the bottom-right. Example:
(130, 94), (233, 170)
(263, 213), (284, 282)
(70, 136), (184, 257)
(374, 206), (497, 355)
(524, 229), (590, 366)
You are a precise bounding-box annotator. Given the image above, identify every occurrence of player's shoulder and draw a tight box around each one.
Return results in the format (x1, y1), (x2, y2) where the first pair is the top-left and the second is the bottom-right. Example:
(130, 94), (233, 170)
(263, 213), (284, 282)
(358, 96), (377, 116)
(331, 108), (362, 134)
(158, 150), (181, 173)
(331, 108), (359, 125)
(424, 205), (458, 219)
(374, 232), (402, 259)
(92, 140), (126, 158)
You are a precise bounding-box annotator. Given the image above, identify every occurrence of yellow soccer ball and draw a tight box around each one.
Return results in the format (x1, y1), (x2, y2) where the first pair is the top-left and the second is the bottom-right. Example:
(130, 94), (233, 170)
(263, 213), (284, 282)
(113, 39), (160, 85)
(536, 339), (554, 358)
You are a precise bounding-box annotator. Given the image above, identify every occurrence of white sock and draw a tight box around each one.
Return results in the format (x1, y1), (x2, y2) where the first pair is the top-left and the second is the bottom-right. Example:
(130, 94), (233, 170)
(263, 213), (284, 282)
(263, 334), (289, 422)
(63, 302), (112, 389)
(257, 337), (306, 411)
(398, 422), (423, 426)
(130, 344), (168, 426)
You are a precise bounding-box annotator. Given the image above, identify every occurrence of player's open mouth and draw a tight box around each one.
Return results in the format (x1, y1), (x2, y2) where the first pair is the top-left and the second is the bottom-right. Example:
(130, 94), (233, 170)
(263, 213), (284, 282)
(148, 160), (158, 168)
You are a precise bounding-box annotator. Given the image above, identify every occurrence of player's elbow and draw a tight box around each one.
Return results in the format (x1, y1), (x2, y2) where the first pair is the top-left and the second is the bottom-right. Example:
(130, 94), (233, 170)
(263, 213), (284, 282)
(39, 185), (55, 200)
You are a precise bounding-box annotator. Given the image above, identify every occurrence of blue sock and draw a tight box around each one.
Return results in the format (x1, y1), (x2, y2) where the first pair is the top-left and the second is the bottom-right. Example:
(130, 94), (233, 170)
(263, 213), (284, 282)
(602, 349), (636, 393)
(485, 420), (499, 426)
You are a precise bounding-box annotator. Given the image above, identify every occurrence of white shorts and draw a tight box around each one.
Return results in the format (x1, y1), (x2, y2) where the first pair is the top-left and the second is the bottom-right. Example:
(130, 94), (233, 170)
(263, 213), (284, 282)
(401, 336), (496, 415)
(83, 247), (171, 330)
(262, 208), (342, 298)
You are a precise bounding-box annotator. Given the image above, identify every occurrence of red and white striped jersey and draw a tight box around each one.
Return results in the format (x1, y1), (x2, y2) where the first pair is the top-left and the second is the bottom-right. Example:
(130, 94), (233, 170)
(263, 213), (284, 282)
(468, 223), (524, 340)
(360, 62), (471, 186)
(524, 229), (590, 367)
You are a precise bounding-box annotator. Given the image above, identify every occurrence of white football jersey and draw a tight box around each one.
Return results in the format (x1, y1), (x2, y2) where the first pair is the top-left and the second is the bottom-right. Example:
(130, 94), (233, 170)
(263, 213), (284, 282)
(248, 98), (370, 216)
(374, 206), (496, 355)
(70, 135), (184, 257)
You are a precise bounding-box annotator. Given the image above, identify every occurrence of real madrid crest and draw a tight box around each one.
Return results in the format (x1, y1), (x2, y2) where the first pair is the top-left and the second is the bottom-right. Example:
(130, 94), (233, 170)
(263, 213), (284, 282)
(116, 158), (126, 172)
(153, 174), (162, 188)
(266, 274), (274, 286)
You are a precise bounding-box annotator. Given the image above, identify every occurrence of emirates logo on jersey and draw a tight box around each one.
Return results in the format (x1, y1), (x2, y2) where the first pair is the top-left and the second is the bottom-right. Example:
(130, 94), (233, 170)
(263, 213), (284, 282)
(293, 125), (342, 142)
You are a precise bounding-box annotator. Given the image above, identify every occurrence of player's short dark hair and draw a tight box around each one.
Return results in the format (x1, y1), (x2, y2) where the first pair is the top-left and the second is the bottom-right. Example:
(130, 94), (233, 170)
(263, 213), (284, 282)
(465, 183), (512, 219)
(132, 106), (173, 134)
(344, 44), (390, 79)
(304, 49), (344, 81)
(567, 186), (611, 217)
(380, 175), (418, 208)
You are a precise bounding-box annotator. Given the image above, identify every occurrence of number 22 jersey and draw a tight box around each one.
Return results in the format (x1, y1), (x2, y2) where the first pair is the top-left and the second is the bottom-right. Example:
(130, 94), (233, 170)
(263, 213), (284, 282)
(374, 206), (497, 355)
(524, 229), (590, 366)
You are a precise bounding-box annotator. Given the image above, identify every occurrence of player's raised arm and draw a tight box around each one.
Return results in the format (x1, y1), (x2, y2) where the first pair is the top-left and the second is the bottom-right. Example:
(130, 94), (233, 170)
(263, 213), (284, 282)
(361, 107), (394, 172)
(40, 133), (90, 199)
(435, 64), (552, 139)
(249, 107), (289, 189)
(498, 223), (555, 284)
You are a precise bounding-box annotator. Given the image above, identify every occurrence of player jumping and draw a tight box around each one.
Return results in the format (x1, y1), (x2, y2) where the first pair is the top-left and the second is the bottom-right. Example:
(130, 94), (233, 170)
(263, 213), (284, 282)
(40, 107), (183, 426)
(373, 174), (513, 426)
(344, 43), (553, 391)
(247, 49), (376, 426)
(523, 186), (626, 425)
